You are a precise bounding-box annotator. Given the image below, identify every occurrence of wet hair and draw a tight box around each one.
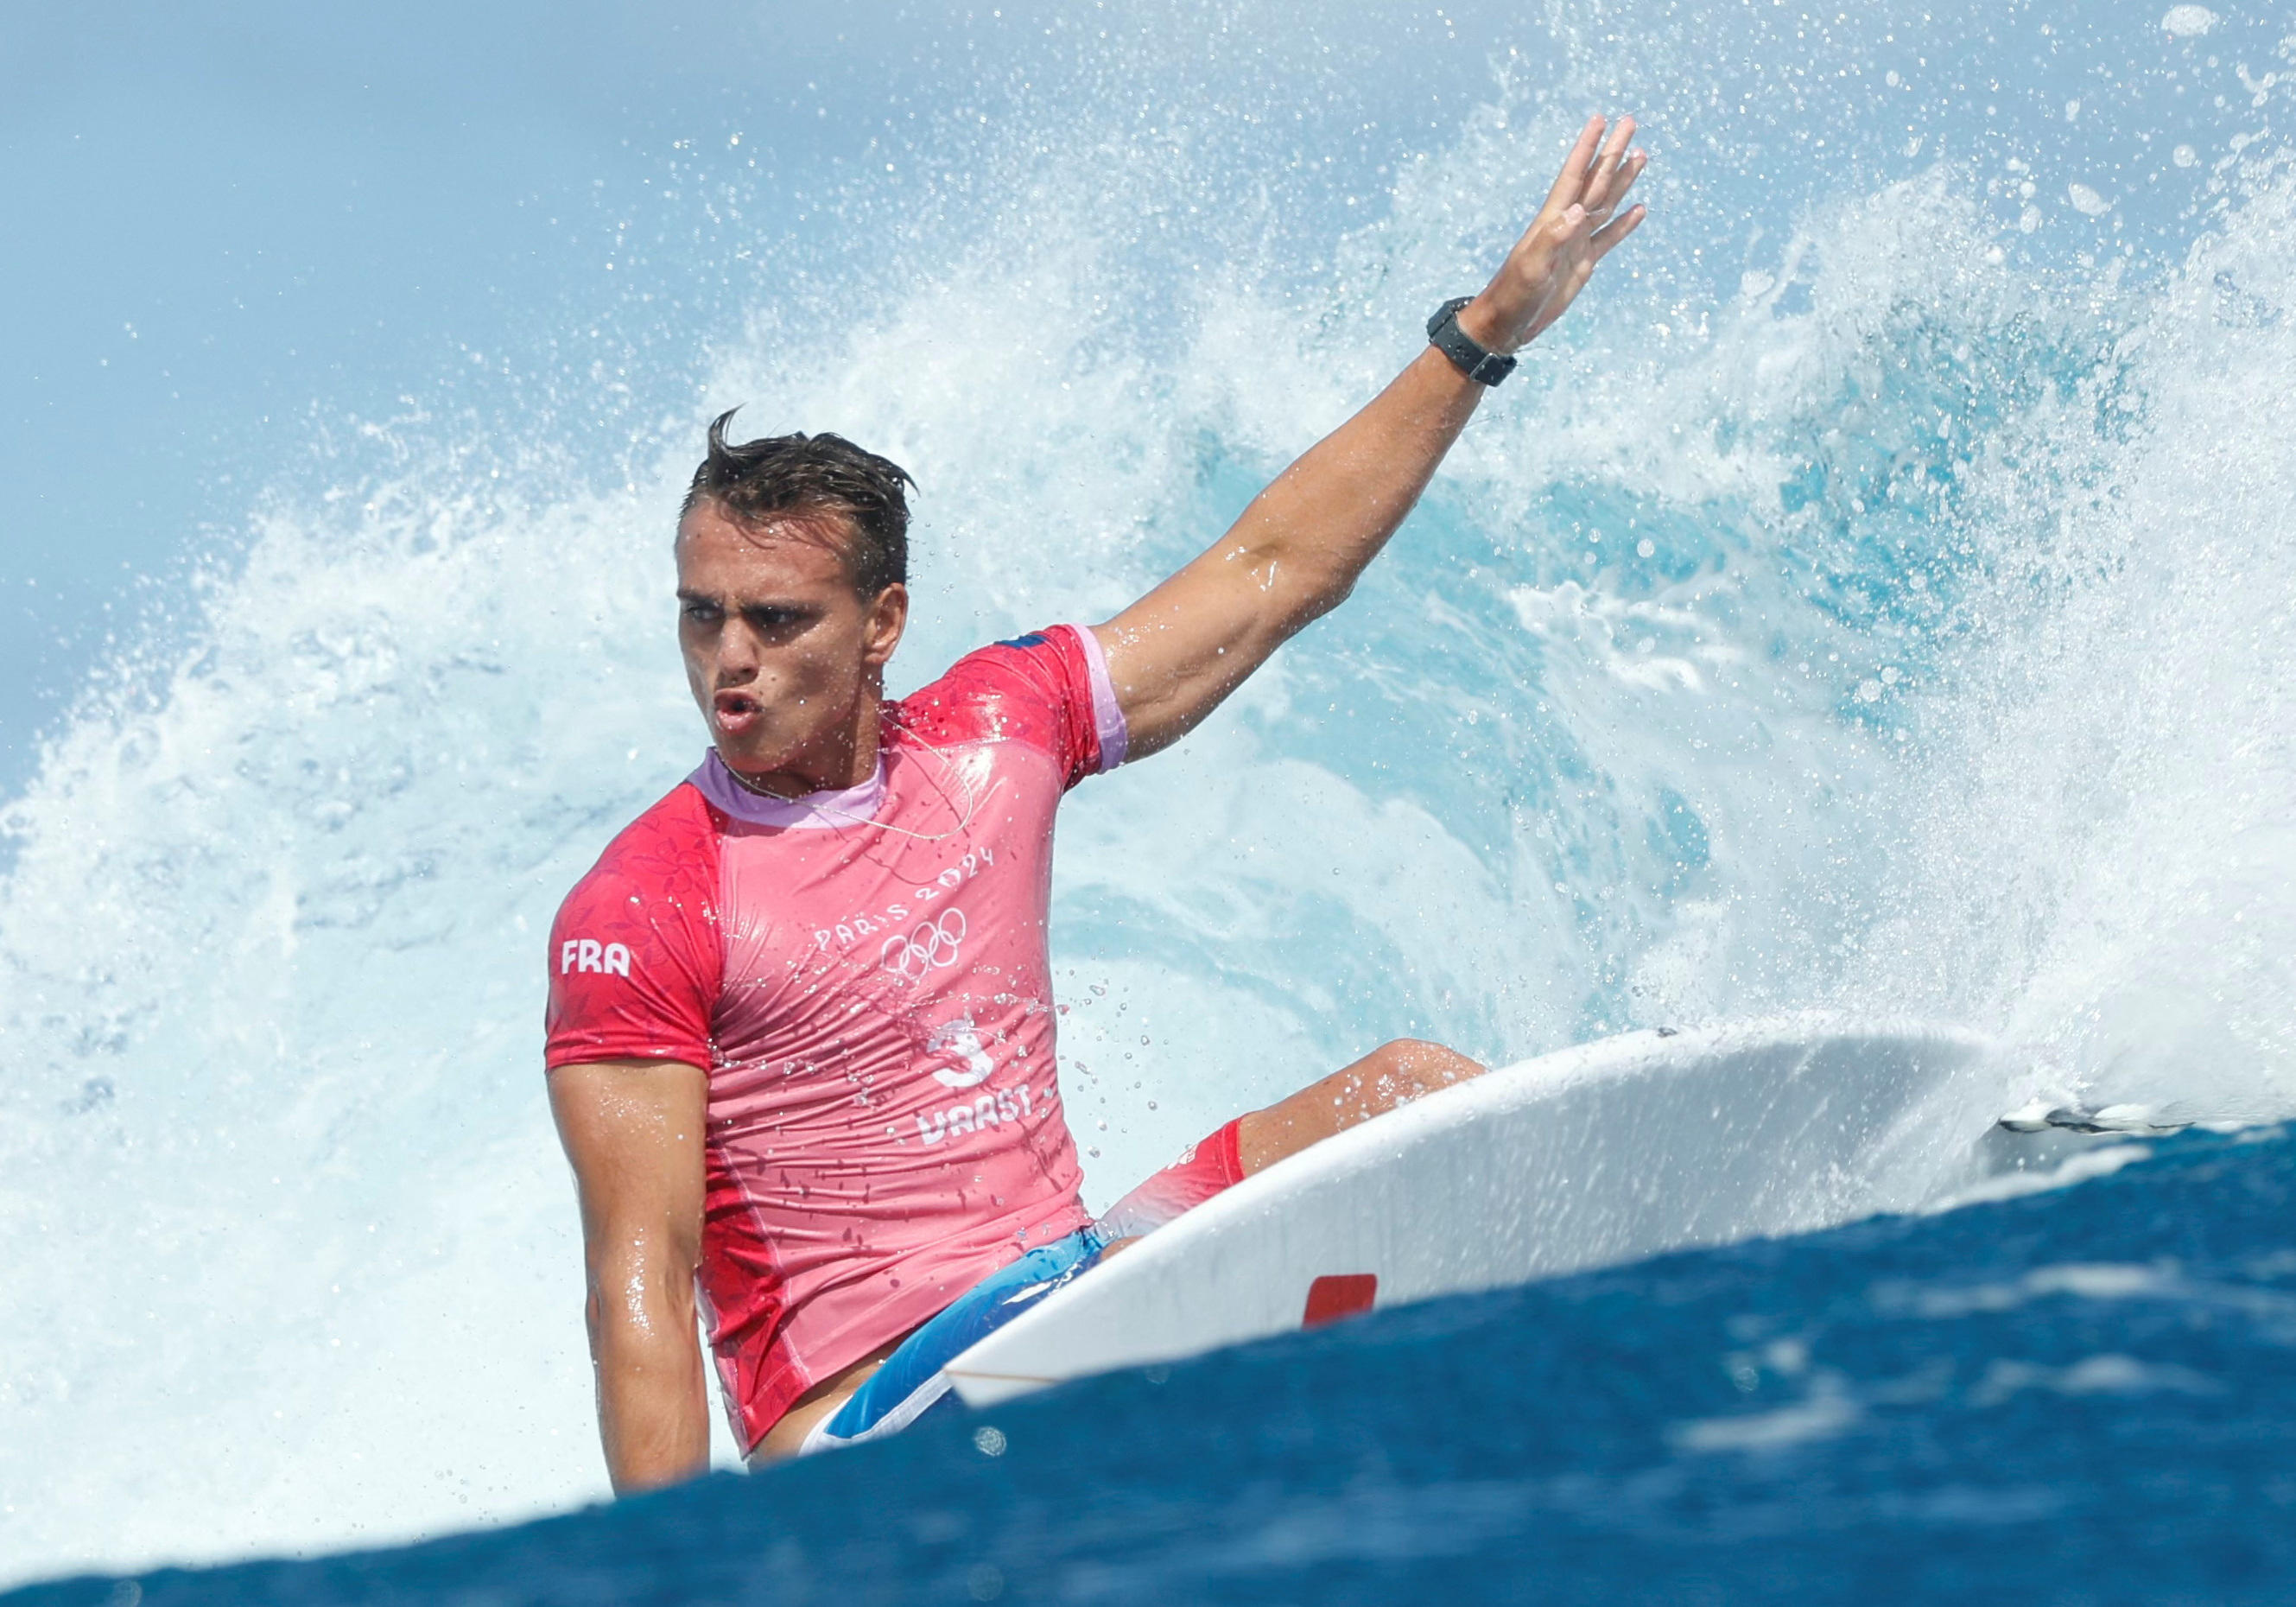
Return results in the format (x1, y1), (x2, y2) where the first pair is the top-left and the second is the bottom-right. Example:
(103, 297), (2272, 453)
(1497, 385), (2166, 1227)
(680, 410), (915, 597)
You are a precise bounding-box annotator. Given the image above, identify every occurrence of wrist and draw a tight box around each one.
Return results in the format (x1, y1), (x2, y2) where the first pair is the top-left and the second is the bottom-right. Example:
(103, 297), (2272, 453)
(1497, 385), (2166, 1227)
(1426, 297), (1519, 386)
(1451, 297), (1519, 357)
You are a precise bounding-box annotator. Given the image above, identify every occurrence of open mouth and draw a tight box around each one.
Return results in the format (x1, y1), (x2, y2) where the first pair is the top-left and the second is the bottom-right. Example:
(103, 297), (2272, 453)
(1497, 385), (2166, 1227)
(714, 690), (762, 734)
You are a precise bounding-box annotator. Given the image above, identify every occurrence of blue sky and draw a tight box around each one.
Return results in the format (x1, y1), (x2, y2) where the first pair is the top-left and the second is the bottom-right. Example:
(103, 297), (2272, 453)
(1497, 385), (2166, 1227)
(1, 2), (906, 791)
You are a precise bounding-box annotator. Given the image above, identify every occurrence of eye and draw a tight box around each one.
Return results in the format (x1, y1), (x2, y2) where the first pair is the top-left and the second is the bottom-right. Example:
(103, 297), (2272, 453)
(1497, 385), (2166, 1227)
(680, 600), (721, 623)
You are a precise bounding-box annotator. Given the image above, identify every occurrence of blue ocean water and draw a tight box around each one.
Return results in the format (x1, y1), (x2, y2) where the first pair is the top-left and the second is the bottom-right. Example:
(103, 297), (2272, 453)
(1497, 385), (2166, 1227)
(4, 0), (2295, 1596)
(14, 1126), (2293, 1604)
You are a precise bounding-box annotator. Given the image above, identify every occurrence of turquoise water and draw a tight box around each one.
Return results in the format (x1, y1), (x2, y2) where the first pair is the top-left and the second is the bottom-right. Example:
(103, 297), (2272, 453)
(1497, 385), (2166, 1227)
(4, 0), (2295, 1593)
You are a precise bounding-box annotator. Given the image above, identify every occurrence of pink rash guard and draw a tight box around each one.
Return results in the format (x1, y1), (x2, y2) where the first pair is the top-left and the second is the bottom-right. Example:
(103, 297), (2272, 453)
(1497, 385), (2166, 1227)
(544, 625), (1128, 1452)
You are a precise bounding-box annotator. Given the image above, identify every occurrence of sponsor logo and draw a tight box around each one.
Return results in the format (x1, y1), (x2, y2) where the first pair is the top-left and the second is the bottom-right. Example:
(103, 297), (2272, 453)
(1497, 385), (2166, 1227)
(916, 1083), (1041, 1146)
(560, 938), (631, 977)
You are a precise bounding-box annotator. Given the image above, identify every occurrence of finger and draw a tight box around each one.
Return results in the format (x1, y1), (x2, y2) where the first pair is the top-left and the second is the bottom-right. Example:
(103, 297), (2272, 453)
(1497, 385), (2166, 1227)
(1582, 118), (1639, 215)
(1589, 148), (1649, 222)
(1588, 202), (1648, 260)
(1595, 115), (1635, 175)
(1541, 115), (1607, 214)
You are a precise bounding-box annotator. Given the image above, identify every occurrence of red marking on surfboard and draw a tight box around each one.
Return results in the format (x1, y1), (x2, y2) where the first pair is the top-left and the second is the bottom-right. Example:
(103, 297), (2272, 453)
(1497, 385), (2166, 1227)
(1301, 1274), (1379, 1327)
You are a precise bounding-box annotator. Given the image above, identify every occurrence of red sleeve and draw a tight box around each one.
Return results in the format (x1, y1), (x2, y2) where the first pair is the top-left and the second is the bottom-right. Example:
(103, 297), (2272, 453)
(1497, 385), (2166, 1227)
(902, 624), (1129, 790)
(544, 784), (725, 1070)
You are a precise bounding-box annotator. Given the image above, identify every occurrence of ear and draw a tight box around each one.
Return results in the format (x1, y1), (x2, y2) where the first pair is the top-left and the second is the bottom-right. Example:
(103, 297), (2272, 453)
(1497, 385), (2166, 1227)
(861, 583), (909, 673)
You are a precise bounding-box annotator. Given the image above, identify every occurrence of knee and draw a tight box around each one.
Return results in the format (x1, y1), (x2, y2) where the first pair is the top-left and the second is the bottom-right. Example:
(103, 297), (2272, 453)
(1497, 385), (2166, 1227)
(1364, 1039), (1487, 1100)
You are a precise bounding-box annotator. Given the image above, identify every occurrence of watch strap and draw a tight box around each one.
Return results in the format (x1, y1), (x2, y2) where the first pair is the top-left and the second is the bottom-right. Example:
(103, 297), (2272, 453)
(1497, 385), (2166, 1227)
(1426, 296), (1516, 385)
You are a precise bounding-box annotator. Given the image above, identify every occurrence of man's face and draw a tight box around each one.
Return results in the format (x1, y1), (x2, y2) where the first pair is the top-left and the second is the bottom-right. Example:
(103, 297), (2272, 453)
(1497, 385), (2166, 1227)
(674, 499), (908, 793)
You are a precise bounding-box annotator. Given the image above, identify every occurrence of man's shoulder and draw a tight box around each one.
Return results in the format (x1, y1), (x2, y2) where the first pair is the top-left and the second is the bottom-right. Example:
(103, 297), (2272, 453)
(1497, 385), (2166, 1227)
(894, 625), (1115, 776)
(898, 626), (1076, 706)
(547, 779), (724, 1070)
(562, 779), (724, 910)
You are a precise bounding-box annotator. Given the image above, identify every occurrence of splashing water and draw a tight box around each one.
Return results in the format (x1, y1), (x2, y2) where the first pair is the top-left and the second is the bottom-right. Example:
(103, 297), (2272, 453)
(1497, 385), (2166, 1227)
(5, 0), (2295, 1586)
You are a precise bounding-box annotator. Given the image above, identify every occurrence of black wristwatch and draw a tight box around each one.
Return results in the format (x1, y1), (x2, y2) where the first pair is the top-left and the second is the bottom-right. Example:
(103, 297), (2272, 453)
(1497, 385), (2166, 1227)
(1426, 296), (1517, 385)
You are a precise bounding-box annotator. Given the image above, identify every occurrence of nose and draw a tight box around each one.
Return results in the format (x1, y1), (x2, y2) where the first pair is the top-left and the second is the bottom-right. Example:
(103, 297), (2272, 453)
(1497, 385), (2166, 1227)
(715, 614), (763, 684)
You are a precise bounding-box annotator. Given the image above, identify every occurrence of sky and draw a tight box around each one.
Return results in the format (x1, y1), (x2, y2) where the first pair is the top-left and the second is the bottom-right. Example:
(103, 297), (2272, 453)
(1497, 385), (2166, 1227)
(0, 0), (1522, 802)
(0, 2), (897, 794)
(3, 0), (2259, 802)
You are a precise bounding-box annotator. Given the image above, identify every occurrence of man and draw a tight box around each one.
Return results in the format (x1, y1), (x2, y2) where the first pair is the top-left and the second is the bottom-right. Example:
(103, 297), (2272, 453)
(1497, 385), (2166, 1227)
(546, 116), (1647, 1487)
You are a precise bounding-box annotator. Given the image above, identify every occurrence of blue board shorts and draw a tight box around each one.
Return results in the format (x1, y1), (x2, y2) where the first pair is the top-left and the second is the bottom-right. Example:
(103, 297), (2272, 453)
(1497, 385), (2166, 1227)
(797, 1226), (1113, 1454)
(791, 1115), (1247, 1457)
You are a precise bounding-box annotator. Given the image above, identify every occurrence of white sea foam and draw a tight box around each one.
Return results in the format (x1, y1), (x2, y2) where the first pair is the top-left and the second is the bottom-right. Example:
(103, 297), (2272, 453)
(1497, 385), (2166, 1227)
(1969, 1352), (2221, 1406)
(1853, 162), (2296, 1124)
(1671, 1383), (1863, 1453)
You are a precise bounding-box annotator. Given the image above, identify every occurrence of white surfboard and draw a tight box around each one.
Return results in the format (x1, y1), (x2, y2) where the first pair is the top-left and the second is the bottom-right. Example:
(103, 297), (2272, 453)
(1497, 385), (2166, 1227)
(947, 1016), (2008, 1407)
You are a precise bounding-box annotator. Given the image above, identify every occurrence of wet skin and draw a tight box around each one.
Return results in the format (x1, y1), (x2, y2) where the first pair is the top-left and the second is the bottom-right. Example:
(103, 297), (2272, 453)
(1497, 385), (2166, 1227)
(673, 501), (908, 797)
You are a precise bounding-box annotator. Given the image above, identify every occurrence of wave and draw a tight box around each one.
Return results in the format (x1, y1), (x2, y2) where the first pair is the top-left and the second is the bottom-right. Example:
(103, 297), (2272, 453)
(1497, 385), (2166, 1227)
(5, 7), (2294, 1585)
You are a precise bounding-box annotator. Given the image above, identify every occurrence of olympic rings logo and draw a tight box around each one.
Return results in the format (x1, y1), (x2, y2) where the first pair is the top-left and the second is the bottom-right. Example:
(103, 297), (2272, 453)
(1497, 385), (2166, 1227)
(882, 908), (967, 981)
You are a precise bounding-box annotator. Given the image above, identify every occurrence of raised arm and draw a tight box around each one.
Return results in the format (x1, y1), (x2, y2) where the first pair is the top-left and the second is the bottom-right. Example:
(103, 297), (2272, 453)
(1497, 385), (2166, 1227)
(1094, 115), (1648, 758)
(547, 1058), (712, 1493)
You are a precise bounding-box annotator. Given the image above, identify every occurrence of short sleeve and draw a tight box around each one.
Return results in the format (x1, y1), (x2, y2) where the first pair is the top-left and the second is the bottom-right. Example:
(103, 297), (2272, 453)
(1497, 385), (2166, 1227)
(904, 624), (1128, 790)
(544, 785), (726, 1071)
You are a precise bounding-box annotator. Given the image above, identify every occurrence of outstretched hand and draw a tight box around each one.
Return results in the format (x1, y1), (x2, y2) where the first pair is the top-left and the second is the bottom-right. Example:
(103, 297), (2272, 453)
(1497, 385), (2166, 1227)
(1456, 114), (1648, 356)
(1093, 115), (1649, 760)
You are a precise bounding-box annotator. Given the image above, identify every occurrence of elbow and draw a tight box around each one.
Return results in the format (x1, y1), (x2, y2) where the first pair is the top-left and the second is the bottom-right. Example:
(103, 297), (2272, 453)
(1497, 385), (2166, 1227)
(1303, 573), (1357, 622)
(1273, 571), (1355, 641)
(1269, 537), (1360, 625)
(584, 1243), (697, 1353)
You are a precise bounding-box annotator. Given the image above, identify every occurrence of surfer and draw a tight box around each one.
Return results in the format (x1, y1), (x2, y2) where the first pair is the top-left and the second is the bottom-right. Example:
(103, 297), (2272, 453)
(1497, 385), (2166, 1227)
(545, 115), (1648, 1488)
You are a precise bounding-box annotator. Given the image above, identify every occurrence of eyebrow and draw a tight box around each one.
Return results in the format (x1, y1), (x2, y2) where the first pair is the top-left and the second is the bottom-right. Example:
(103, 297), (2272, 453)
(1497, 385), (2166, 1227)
(676, 588), (820, 613)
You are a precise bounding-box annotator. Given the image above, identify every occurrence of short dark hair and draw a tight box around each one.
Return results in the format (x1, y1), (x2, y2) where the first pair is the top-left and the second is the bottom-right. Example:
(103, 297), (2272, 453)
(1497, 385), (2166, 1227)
(681, 410), (916, 596)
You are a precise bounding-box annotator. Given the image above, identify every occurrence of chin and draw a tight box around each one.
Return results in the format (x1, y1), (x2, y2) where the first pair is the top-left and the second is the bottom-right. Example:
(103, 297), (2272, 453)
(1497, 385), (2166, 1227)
(715, 741), (779, 778)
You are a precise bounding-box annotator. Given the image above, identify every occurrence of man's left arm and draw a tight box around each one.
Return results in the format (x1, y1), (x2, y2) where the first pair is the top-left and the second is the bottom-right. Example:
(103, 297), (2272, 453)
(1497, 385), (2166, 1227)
(1094, 115), (1647, 759)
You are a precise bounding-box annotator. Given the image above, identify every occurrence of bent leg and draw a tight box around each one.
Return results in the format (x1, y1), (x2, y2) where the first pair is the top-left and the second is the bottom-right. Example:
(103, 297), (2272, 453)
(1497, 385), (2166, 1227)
(1237, 1039), (1487, 1175)
(1095, 1039), (1486, 1240)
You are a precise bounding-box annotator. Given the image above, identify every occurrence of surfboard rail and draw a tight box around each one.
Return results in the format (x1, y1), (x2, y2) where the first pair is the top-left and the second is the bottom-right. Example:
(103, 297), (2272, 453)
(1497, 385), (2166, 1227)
(947, 1015), (2008, 1407)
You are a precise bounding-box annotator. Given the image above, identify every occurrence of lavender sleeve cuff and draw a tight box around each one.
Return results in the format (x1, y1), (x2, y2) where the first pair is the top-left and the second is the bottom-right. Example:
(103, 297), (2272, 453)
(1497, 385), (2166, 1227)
(1063, 623), (1130, 772)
